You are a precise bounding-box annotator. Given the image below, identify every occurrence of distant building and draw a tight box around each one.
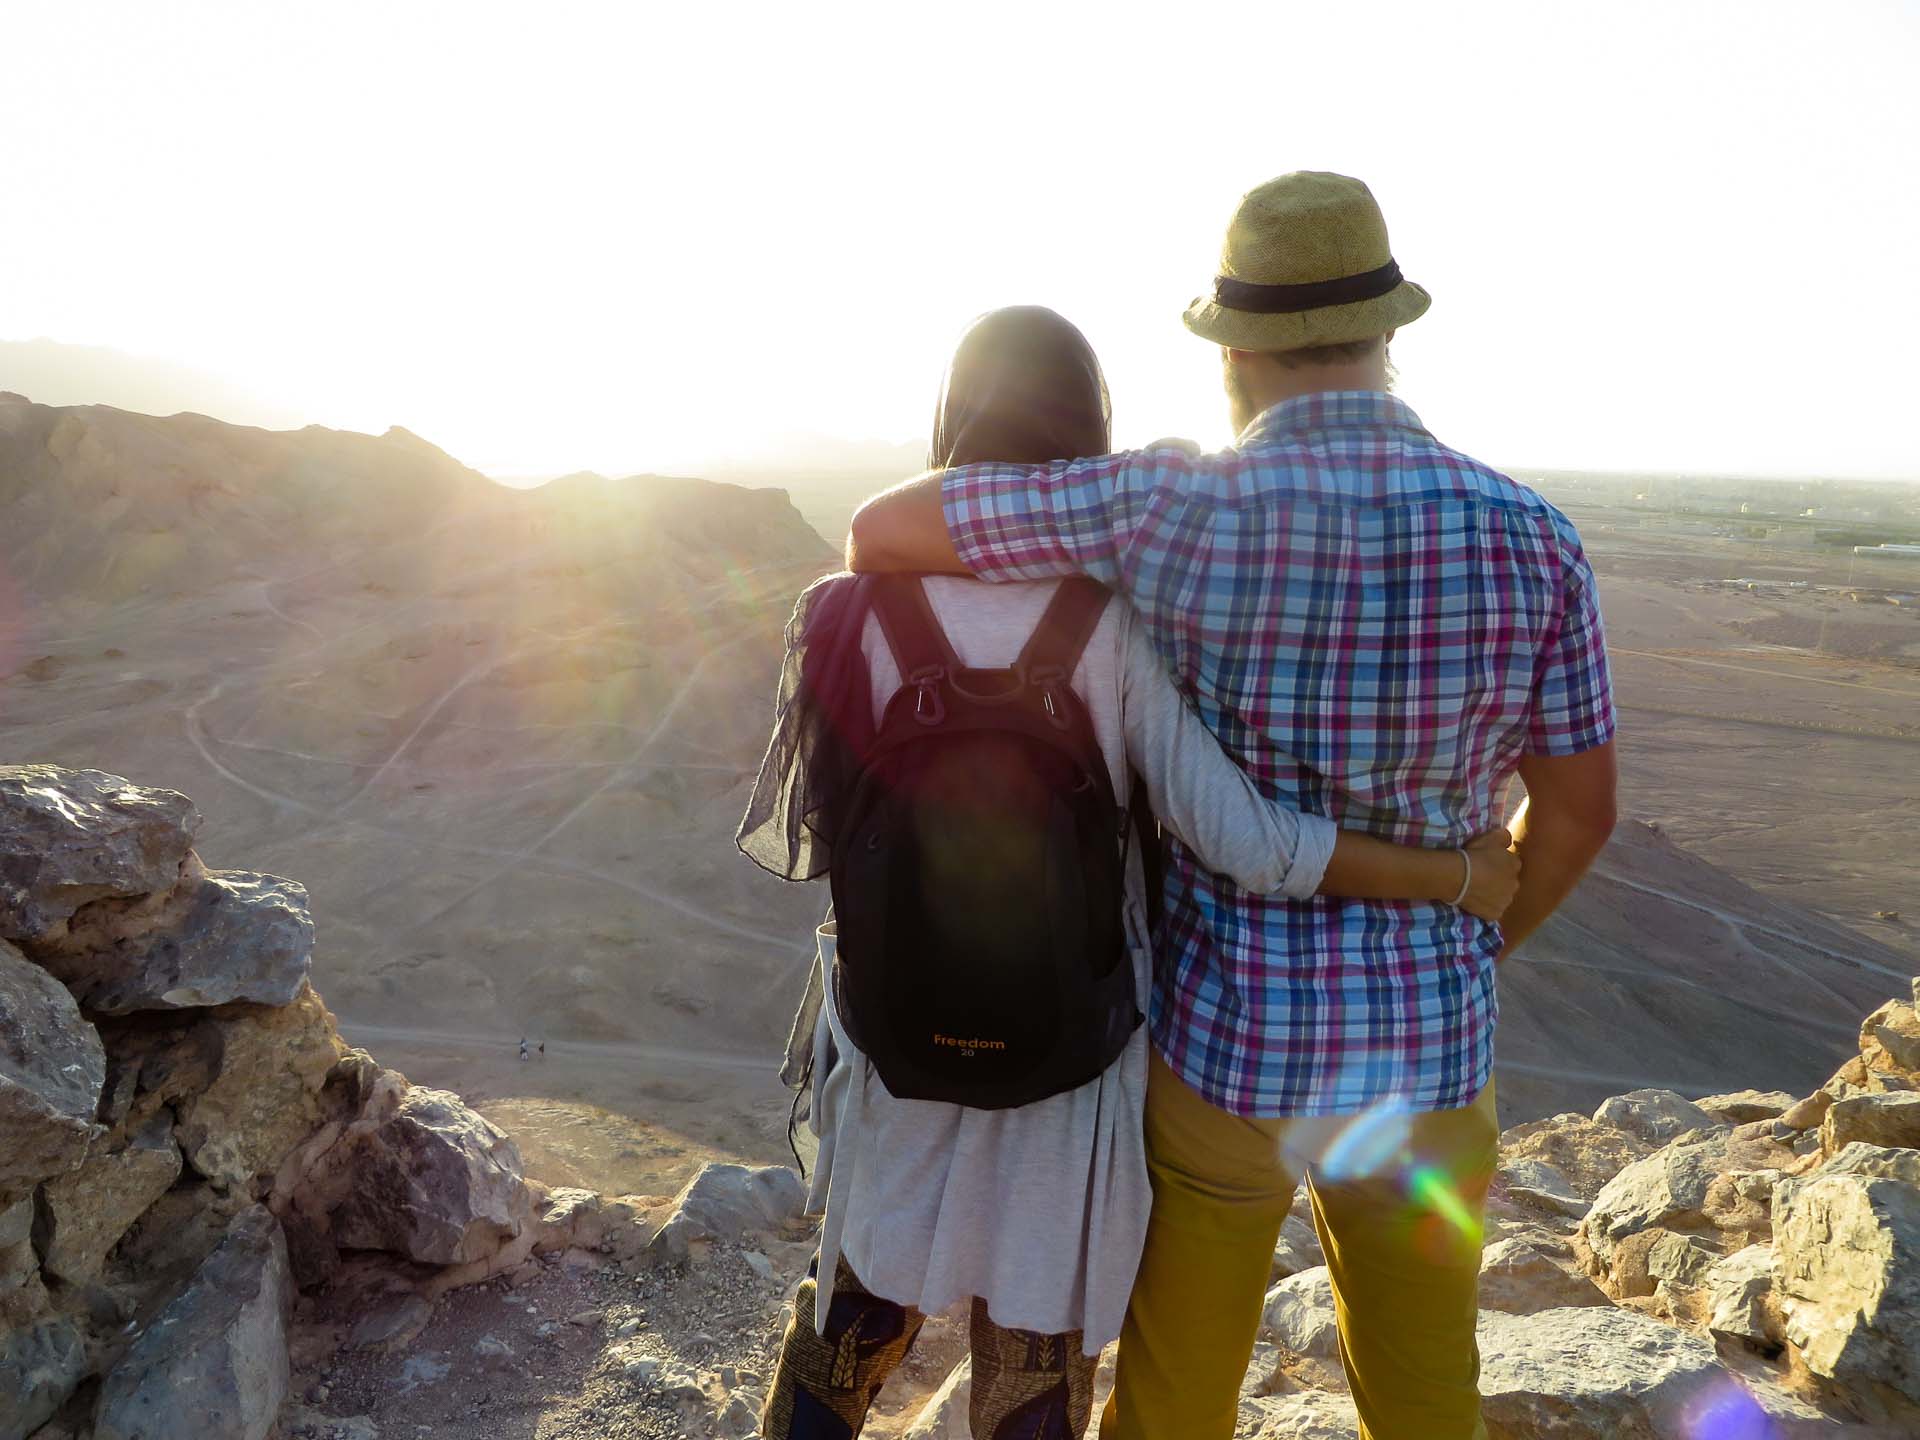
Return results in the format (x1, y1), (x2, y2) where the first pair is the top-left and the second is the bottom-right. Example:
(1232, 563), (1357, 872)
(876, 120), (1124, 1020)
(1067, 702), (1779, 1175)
(1853, 544), (1920, 560)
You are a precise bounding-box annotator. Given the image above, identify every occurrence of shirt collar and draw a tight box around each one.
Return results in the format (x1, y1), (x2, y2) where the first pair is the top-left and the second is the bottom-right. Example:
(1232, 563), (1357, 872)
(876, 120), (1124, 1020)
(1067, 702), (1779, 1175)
(1236, 389), (1432, 447)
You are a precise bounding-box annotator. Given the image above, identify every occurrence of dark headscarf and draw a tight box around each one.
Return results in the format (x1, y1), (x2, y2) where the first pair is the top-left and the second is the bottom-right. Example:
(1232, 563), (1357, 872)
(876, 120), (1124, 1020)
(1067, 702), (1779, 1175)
(736, 307), (1113, 884)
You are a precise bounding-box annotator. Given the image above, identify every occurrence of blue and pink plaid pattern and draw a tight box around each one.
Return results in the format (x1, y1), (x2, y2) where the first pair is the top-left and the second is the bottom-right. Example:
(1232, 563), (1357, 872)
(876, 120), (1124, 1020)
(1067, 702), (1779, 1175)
(942, 391), (1615, 1117)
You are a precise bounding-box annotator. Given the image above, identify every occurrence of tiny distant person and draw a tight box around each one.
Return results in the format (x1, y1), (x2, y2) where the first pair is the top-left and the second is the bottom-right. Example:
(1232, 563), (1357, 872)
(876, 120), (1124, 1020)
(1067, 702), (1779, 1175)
(844, 175), (1617, 1438)
(519, 1036), (530, 1063)
(738, 305), (1521, 1440)
(538, 1040), (546, 1057)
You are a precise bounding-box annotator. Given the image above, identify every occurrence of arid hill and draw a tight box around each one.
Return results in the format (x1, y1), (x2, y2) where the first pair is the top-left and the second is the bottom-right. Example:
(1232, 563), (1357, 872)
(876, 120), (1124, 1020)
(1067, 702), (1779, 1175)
(0, 391), (1906, 1125)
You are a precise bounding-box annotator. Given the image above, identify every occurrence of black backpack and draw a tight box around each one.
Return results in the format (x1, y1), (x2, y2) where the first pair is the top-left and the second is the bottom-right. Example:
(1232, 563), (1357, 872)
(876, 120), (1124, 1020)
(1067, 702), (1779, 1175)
(828, 575), (1144, 1110)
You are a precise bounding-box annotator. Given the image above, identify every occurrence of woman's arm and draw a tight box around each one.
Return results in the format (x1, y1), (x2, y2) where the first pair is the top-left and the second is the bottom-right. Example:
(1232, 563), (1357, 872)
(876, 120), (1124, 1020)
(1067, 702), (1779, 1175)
(1118, 615), (1519, 918)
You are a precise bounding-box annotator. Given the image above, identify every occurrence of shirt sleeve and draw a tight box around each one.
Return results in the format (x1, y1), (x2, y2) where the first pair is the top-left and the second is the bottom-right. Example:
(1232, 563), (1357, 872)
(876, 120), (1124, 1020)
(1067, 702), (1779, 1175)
(1527, 541), (1617, 756)
(1116, 611), (1336, 898)
(939, 448), (1193, 588)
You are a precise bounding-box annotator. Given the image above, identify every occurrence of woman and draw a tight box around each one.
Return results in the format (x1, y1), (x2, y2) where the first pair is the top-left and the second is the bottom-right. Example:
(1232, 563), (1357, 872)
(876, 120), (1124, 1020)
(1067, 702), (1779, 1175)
(737, 307), (1517, 1439)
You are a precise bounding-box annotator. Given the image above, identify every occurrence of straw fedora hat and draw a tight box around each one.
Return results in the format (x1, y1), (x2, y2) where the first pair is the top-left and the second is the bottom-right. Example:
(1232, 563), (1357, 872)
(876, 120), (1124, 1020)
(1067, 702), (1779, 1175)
(1183, 171), (1430, 352)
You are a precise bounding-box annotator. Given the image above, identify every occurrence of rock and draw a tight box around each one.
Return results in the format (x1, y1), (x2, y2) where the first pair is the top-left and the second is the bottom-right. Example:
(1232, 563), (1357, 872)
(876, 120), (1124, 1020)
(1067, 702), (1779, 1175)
(1861, 997), (1920, 1077)
(1644, 1230), (1720, 1292)
(30, 858), (313, 1014)
(0, 1319), (87, 1440)
(1774, 1170), (1920, 1407)
(0, 938), (105, 1196)
(94, 1204), (293, 1440)
(623, 1355), (661, 1382)
(1498, 1112), (1652, 1199)
(1592, 1089), (1724, 1146)
(566, 1309), (604, 1327)
(1820, 1091), (1920, 1155)
(293, 1079), (533, 1268)
(1775, 1141), (1920, 1218)
(1497, 1157), (1589, 1218)
(1262, 1266), (1339, 1358)
(174, 986), (344, 1189)
(37, 1111), (181, 1284)
(347, 1291), (434, 1352)
(717, 1394), (757, 1438)
(742, 1250), (776, 1281)
(1703, 1243), (1778, 1348)
(1270, 1212), (1325, 1279)
(1577, 1135), (1727, 1280)
(902, 1356), (970, 1440)
(1476, 1237), (1610, 1313)
(1693, 1089), (1798, 1125)
(0, 766), (197, 941)
(279, 1407), (378, 1440)
(1777, 1090), (1833, 1133)
(1246, 1390), (1360, 1439)
(648, 1163), (806, 1260)
(473, 1336), (515, 1370)
(1476, 1305), (1823, 1439)
(0, 1194), (36, 1298)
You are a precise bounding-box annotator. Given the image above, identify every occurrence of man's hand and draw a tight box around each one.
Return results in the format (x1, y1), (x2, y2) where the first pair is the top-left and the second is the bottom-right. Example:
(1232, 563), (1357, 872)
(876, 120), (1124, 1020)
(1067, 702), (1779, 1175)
(1497, 740), (1618, 958)
(845, 472), (969, 574)
(1459, 828), (1521, 923)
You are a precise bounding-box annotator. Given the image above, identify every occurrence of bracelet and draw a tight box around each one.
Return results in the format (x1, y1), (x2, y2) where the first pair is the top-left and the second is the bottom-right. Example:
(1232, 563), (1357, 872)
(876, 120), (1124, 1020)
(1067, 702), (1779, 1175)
(1449, 848), (1472, 907)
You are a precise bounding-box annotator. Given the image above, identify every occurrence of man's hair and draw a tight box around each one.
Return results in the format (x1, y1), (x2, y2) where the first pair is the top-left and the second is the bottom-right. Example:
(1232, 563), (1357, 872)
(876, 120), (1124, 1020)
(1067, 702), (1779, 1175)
(1267, 335), (1385, 370)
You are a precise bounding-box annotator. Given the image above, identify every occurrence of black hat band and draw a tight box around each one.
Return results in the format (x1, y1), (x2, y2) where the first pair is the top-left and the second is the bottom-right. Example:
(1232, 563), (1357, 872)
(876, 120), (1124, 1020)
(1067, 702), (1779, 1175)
(1212, 259), (1403, 314)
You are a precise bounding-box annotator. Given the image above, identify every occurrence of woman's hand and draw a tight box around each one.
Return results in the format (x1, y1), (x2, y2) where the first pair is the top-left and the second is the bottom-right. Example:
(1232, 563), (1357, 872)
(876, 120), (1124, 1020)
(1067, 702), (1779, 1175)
(1458, 828), (1521, 922)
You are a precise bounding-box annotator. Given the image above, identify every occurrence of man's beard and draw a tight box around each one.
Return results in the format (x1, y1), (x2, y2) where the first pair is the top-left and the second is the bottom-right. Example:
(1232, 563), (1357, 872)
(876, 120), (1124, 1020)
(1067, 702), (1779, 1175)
(1223, 358), (1256, 435)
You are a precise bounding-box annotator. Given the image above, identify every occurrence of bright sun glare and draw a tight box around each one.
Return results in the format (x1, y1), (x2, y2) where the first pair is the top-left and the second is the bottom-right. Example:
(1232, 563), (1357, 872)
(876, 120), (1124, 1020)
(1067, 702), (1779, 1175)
(3, 1), (1917, 480)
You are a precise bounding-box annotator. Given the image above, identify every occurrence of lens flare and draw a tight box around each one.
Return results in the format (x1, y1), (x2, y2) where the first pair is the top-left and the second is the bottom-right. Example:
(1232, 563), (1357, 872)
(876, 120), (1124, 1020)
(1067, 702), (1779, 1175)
(1679, 1377), (1778, 1440)
(1408, 1163), (1482, 1243)
(1315, 1096), (1415, 1183)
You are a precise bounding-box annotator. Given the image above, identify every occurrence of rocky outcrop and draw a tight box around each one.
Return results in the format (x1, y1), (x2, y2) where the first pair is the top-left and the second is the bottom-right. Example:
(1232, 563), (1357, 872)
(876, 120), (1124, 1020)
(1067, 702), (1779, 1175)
(36, 1112), (180, 1285)
(1476, 1237), (1610, 1314)
(94, 1206), (293, 1440)
(1262, 1266), (1339, 1358)
(1574, 1135), (1727, 1296)
(1591, 1088), (1724, 1146)
(0, 939), (105, 1200)
(0, 1318), (87, 1440)
(648, 1162), (807, 1261)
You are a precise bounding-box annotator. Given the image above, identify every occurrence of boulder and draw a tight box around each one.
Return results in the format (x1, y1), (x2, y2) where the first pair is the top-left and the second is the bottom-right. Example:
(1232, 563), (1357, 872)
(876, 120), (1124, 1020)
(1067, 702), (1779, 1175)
(1592, 1089), (1724, 1146)
(0, 938), (105, 1196)
(1644, 1230), (1720, 1292)
(1262, 1266), (1339, 1358)
(1860, 997), (1920, 1078)
(296, 1080), (533, 1267)
(30, 857), (312, 1014)
(1246, 1390), (1360, 1439)
(1496, 1157), (1589, 1218)
(0, 1318), (87, 1440)
(94, 1205), (293, 1440)
(0, 1194), (36, 1297)
(1498, 1113), (1651, 1199)
(174, 986), (344, 1190)
(1775, 1142), (1920, 1217)
(0, 766), (196, 941)
(1703, 1243), (1778, 1349)
(1577, 1135), (1727, 1279)
(1777, 1090), (1833, 1133)
(1476, 1305), (1826, 1439)
(648, 1162), (807, 1260)
(1820, 1091), (1920, 1156)
(1271, 1213), (1325, 1279)
(1774, 1171), (1920, 1408)
(901, 1357), (969, 1440)
(1476, 1237), (1610, 1314)
(37, 1111), (181, 1284)
(1693, 1089), (1798, 1125)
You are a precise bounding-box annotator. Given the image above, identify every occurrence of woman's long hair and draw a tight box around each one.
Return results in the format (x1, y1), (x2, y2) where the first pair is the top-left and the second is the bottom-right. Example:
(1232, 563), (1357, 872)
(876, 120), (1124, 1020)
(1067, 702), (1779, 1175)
(737, 307), (1112, 882)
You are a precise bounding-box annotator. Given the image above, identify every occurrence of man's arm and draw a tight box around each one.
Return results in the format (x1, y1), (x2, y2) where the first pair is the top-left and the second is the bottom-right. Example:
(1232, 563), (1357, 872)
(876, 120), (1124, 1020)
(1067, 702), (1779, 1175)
(1497, 739), (1617, 958)
(845, 473), (968, 574)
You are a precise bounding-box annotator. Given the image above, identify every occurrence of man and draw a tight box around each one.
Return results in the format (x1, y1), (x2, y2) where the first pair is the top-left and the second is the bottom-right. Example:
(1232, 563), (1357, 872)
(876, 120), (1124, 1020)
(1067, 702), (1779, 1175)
(846, 172), (1617, 1439)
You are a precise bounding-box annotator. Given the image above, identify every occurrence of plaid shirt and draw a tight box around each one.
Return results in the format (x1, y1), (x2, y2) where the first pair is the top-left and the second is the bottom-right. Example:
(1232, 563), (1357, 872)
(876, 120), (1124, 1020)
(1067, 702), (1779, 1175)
(942, 391), (1614, 1117)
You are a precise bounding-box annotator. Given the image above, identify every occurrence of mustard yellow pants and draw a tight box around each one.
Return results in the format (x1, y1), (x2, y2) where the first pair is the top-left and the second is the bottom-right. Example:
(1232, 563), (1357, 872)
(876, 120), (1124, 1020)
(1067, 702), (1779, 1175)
(1099, 1050), (1498, 1440)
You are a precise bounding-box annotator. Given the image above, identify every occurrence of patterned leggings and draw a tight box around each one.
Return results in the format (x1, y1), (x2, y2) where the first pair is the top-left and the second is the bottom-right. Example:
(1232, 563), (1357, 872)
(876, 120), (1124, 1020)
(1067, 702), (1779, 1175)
(760, 1256), (1099, 1440)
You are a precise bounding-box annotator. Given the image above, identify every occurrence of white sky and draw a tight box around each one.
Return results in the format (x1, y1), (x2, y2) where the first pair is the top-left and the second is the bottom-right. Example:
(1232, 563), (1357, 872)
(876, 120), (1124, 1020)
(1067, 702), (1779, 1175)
(4, 1), (1916, 479)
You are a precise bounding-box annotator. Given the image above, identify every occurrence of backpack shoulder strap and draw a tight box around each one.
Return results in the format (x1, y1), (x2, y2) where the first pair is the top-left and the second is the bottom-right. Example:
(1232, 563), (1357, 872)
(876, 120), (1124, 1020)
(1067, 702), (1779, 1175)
(1017, 578), (1113, 679)
(869, 574), (962, 680)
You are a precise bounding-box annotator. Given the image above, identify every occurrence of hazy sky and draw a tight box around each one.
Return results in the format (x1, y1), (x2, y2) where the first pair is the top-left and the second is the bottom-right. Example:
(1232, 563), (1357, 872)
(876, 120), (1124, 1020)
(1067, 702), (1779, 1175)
(5, 1), (1916, 479)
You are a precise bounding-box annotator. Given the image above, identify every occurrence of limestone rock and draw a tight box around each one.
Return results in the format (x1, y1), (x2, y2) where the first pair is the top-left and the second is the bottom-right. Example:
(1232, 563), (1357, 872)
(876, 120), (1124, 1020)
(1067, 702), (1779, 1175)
(0, 938), (105, 1196)
(1476, 1305), (1823, 1439)
(1497, 1157), (1589, 1218)
(31, 857), (313, 1014)
(648, 1162), (806, 1260)
(901, 1356), (969, 1439)
(94, 1205), (293, 1440)
(0, 1194), (36, 1300)
(1577, 1135), (1727, 1278)
(1820, 1091), (1920, 1156)
(1498, 1112), (1651, 1199)
(1270, 1213), (1325, 1279)
(1703, 1243), (1778, 1348)
(1777, 1090), (1833, 1133)
(1775, 1141), (1920, 1218)
(1262, 1266), (1339, 1358)
(0, 766), (196, 941)
(174, 986), (344, 1190)
(1477, 1237), (1610, 1314)
(1645, 1229), (1720, 1292)
(1693, 1088), (1798, 1125)
(1592, 1089), (1724, 1146)
(1774, 1171), (1920, 1407)
(1246, 1390), (1359, 1439)
(1860, 997), (1920, 1078)
(0, 1318), (87, 1440)
(37, 1111), (181, 1284)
